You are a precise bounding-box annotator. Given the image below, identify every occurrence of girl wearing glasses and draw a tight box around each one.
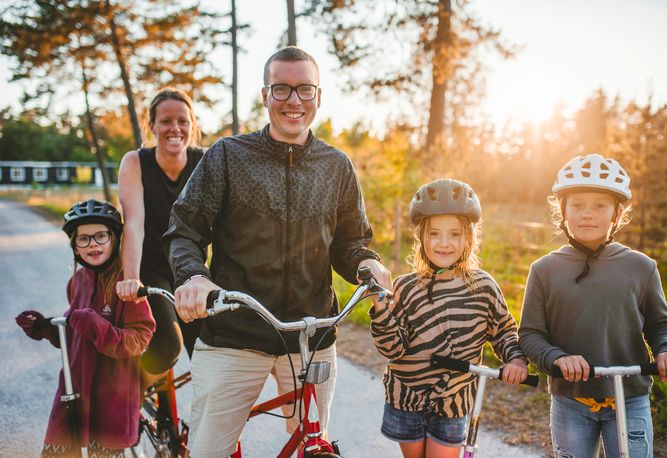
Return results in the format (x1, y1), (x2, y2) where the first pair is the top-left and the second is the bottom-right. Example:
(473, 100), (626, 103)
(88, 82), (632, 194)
(15, 199), (155, 457)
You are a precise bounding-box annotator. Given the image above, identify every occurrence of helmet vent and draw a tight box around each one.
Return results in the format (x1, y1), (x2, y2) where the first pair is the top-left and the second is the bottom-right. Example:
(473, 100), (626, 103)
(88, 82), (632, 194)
(427, 187), (437, 201)
(452, 186), (461, 200)
(582, 162), (591, 169)
(600, 173), (609, 179)
(615, 177), (624, 183)
(600, 162), (609, 171)
(581, 171), (590, 177)
(565, 173), (574, 179)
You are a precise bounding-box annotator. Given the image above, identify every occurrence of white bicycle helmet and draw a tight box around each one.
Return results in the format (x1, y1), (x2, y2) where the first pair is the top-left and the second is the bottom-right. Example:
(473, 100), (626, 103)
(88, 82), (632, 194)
(552, 153), (632, 202)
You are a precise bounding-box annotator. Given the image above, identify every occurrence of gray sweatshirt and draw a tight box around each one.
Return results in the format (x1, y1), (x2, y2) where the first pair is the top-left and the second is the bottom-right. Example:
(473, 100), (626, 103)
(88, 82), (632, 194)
(519, 242), (667, 398)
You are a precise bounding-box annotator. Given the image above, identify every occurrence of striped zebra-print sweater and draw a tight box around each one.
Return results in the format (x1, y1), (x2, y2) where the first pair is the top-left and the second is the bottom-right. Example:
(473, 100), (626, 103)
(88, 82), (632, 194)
(370, 269), (525, 418)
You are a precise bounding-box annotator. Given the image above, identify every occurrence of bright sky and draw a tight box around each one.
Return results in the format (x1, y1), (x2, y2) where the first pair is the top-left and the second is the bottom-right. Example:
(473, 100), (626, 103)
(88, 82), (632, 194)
(1, 0), (666, 136)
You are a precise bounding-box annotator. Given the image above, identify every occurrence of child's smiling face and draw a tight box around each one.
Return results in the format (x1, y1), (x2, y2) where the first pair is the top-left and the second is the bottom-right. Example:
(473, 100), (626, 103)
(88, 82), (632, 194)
(564, 191), (620, 250)
(425, 215), (465, 269)
(73, 223), (113, 266)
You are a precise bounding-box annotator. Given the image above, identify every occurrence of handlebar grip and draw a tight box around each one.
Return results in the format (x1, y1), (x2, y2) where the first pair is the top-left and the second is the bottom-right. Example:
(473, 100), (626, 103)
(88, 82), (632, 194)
(550, 366), (563, 378)
(33, 317), (53, 330)
(206, 290), (221, 309)
(495, 367), (540, 387)
(358, 266), (373, 282)
(431, 355), (470, 373)
(641, 362), (659, 376)
(550, 365), (597, 378)
(522, 374), (540, 387)
(137, 286), (148, 298)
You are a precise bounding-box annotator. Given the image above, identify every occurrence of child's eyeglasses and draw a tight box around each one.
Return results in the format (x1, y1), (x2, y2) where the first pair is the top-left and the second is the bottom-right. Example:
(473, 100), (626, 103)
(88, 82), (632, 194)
(74, 230), (111, 248)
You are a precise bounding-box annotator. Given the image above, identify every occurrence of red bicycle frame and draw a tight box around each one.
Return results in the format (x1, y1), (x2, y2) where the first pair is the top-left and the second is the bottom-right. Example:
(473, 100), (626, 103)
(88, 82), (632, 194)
(138, 267), (386, 458)
(231, 381), (336, 458)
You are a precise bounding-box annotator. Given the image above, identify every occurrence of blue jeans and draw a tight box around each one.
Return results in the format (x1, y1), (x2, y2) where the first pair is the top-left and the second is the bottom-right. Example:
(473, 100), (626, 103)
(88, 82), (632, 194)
(381, 403), (468, 447)
(550, 395), (652, 458)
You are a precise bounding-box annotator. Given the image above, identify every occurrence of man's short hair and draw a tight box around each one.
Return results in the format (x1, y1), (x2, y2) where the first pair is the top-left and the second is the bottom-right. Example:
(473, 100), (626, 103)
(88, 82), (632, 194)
(263, 46), (320, 85)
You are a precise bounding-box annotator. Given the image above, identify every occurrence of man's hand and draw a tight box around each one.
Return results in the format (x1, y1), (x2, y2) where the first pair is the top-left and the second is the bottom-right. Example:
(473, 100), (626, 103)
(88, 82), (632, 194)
(358, 258), (393, 312)
(174, 276), (219, 323)
(657, 352), (667, 382)
(554, 355), (590, 382)
(501, 358), (528, 385)
(116, 278), (144, 302)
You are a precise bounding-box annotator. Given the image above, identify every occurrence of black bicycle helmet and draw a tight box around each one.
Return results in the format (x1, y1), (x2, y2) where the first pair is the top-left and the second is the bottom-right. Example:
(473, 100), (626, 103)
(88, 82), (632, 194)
(62, 199), (123, 238)
(409, 178), (481, 225)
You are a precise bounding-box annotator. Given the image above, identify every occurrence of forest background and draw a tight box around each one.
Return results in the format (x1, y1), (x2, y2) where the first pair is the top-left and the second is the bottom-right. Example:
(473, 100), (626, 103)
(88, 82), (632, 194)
(1, 0), (666, 439)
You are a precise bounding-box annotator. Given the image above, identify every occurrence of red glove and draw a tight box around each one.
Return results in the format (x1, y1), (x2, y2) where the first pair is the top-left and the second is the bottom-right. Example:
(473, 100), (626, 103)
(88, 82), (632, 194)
(15, 310), (50, 341)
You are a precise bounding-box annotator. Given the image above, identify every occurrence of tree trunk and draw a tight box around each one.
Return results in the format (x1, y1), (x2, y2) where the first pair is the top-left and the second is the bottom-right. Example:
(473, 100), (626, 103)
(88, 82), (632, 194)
(81, 66), (112, 203)
(231, 0), (239, 135)
(106, 0), (142, 149)
(426, 0), (452, 155)
(286, 0), (297, 46)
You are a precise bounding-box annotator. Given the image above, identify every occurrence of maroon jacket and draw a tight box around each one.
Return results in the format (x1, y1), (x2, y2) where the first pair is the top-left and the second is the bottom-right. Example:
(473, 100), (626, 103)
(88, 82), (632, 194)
(42, 267), (155, 449)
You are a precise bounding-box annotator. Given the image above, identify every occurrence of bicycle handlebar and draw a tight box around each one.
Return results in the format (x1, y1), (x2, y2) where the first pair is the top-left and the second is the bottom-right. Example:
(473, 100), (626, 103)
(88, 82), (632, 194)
(550, 363), (659, 378)
(431, 355), (539, 388)
(137, 266), (393, 333)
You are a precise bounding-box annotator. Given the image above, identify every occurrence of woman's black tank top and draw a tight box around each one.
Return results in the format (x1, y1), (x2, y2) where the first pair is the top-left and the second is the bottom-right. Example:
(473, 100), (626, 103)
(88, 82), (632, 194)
(138, 146), (204, 280)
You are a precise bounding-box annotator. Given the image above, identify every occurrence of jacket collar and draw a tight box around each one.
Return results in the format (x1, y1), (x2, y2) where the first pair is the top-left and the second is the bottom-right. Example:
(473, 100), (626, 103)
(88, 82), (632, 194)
(261, 124), (313, 163)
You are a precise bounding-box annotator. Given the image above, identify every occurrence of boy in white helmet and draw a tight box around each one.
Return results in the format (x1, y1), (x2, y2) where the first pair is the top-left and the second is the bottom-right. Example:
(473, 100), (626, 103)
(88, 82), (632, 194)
(519, 153), (667, 457)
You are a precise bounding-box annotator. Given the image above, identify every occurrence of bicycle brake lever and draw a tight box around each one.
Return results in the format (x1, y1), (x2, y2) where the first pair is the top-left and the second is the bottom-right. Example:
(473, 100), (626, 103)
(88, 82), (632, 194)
(207, 300), (240, 317)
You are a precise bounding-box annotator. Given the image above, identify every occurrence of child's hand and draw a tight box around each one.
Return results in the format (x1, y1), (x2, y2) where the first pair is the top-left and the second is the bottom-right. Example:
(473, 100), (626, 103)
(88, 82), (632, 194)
(657, 352), (667, 382)
(554, 355), (590, 382)
(358, 259), (392, 292)
(15, 310), (47, 340)
(501, 358), (528, 385)
(116, 278), (144, 302)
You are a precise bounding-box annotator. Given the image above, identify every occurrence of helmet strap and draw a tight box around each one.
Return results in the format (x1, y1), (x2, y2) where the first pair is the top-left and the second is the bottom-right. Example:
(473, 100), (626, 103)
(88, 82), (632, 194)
(426, 257), (461, 302)
(562, 224), (613, 283)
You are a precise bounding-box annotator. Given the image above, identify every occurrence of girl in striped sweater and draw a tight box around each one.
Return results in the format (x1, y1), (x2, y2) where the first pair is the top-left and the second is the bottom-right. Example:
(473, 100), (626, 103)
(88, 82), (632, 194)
(370, 178), (528, 458)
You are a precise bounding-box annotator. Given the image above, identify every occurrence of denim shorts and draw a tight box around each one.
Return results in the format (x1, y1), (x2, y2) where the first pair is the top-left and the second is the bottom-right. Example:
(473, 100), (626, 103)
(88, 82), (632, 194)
(381, 403), (468, 446)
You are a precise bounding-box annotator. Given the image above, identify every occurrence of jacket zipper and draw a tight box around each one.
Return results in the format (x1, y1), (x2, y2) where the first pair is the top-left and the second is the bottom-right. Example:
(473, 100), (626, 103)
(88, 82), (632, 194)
(282, 146), (294, 321)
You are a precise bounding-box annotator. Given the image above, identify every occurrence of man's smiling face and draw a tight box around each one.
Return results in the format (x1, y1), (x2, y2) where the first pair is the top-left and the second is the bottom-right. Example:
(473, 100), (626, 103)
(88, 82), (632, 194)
(263, 60), (321, 146)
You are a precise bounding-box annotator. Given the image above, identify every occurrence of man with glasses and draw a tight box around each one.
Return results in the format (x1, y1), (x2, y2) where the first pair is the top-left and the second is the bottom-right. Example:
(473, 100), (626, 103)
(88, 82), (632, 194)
(164, 46), (392, 457)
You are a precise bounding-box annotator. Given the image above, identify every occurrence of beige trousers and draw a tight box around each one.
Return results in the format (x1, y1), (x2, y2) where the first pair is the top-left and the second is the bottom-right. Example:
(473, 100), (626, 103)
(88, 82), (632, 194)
(186, 340), (337, 457)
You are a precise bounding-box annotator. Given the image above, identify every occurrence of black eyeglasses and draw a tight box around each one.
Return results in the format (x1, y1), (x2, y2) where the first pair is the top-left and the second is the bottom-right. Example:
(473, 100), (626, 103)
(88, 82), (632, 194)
(74, 230), (111, 248)
(265, 84), (318, 101)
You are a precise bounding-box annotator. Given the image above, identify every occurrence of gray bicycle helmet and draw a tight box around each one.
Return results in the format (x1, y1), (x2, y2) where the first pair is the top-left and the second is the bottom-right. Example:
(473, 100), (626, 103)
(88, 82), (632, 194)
(62, 199), (123, 238)
(409, 178), (481, 225)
